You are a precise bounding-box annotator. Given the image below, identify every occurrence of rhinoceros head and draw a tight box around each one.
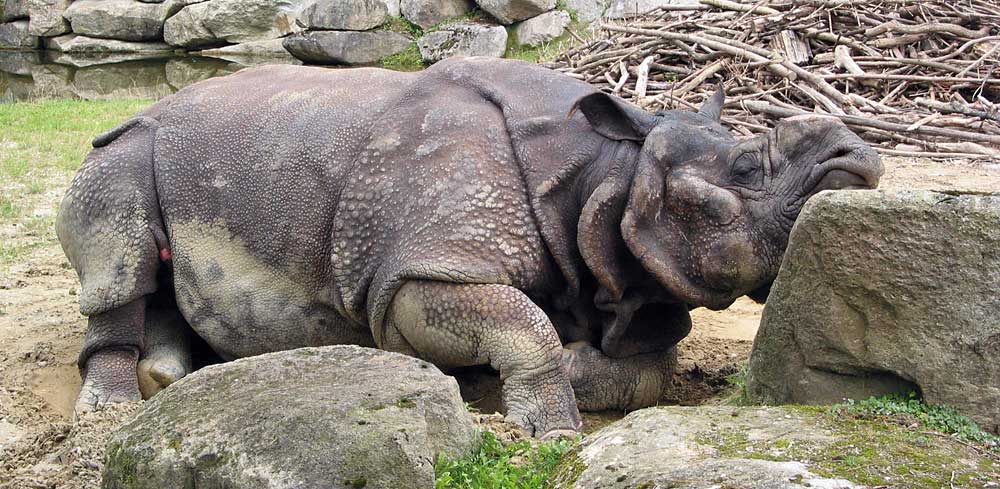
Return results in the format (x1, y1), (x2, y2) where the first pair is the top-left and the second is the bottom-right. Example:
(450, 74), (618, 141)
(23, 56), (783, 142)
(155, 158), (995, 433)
(574, 89), (883, 311)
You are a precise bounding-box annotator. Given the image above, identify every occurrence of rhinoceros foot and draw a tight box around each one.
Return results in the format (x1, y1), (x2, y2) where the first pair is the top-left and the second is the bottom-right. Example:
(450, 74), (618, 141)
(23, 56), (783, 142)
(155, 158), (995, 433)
(75, 347), (142, 417)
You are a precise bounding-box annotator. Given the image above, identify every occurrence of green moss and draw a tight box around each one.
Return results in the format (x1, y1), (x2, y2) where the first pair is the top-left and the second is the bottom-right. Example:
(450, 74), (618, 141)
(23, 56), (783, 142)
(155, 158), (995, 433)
(548, 448), (587, 488)
(694, 406), (998, 488)
(396, 397), (417, 409)
(381, 16), (423, 37)
(343, 478), (367, 488)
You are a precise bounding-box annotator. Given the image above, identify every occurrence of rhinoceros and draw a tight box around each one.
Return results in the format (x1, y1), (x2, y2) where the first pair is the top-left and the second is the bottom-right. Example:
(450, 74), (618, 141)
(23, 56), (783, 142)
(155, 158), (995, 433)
(57, 57), (882, 437)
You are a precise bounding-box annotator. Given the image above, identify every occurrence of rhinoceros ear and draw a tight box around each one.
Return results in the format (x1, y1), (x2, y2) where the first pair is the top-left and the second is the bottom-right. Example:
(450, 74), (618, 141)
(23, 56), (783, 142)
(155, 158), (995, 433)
(698, 86), (725, 121)
(570, 92), (659, 142)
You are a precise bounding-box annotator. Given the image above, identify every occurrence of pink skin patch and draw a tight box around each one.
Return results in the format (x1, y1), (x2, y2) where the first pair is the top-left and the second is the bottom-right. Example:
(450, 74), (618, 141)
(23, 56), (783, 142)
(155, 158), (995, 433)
(159, 248), (172, 261)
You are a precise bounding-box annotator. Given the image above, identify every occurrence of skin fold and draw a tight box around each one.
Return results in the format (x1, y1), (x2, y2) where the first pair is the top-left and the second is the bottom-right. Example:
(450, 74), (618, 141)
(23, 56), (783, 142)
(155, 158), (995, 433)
(56, 57), (883, 437)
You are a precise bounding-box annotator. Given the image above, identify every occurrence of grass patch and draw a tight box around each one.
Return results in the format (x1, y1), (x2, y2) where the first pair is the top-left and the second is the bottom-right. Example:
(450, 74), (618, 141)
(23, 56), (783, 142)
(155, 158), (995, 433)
(380, 43), (425, 71)
(505, 20), (591, 64)
(0, 99), (151, 273)
(832, 393), (1000, 448)
(435, 431), (576, 489)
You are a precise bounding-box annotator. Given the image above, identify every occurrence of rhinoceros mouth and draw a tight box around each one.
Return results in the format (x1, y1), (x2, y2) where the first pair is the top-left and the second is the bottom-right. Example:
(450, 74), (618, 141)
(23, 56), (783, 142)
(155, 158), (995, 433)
(814, 168), (870, 192)
(810, 145), (882, 194)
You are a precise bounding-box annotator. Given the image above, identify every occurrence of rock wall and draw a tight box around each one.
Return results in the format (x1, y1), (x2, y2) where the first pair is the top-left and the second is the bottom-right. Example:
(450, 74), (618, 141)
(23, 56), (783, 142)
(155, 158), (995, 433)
(0, 0), (611, 65)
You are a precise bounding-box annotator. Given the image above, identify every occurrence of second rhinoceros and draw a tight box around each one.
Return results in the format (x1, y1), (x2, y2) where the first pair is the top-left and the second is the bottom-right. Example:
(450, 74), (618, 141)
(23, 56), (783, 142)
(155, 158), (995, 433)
(58, 57), (882, 437)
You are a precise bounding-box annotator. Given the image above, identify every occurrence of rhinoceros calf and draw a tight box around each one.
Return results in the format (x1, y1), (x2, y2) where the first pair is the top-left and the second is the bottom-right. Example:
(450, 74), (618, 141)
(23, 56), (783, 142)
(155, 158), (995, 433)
(57, 57), (881, 437)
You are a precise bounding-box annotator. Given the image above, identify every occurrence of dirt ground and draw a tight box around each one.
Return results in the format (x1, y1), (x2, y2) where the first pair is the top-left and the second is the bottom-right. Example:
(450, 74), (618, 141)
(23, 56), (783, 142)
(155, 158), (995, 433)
(0, 156), (997, 487)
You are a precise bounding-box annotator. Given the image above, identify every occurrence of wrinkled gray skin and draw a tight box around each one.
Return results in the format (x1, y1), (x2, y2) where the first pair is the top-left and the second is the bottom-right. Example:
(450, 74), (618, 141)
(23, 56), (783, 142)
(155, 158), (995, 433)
(57, 57), (882, 437)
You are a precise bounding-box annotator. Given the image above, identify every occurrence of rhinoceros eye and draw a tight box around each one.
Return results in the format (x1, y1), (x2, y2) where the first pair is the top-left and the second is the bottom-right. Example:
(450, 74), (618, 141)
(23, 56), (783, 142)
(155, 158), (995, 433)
(731, 153), (762, 188)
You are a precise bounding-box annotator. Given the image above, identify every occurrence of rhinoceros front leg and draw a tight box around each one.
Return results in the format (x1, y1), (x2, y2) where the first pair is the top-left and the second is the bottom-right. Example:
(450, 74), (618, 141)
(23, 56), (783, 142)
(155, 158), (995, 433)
(562, 342), (676, 411)
(385, 281), (583, 437)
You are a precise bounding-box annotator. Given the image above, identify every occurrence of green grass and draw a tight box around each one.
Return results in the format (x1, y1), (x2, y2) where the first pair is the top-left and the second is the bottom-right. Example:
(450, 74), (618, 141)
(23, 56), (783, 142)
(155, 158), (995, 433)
(379, 43), (425, 71)
(832, 393), (1000, 448)
(0, 99), (151, 271)
(435, 431), (576, 489)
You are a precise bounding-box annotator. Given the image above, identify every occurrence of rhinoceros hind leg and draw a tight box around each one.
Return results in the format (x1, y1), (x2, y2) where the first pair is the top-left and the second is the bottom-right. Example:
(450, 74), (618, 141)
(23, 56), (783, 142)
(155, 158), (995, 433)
(137, 306), (193, 399)
(562, 341), (677, 411)
(75, 298), (146, 416)
(385, 281), (583, 438)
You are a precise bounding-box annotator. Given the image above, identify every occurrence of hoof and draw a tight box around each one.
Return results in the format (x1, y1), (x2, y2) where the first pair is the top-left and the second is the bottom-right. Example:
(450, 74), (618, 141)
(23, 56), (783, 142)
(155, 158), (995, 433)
(137, 356), (188, 399)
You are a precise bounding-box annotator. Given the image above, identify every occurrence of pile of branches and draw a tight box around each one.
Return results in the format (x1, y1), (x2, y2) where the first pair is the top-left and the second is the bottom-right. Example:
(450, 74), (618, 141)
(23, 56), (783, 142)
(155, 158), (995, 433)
(550, 0), (1000, 159)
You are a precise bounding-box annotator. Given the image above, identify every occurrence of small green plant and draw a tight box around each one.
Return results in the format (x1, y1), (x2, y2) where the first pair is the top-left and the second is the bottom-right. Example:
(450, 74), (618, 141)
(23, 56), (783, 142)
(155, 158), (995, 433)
(724, 363), (751, 406)
(380, 44), (424, 71)
(832, 393), (1000, 449)
(382, 16), (423, 37)
(435, 431), (576, 489)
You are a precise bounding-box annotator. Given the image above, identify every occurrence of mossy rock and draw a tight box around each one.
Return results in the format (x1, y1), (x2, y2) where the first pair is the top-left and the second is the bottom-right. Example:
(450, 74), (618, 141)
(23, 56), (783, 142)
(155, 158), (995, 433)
(551, 406), (997, 488)
(102, 345), (478, 489)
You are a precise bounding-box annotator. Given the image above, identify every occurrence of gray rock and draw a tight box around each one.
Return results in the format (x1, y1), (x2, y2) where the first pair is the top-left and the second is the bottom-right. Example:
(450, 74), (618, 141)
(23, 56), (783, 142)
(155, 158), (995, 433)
(0, 20), (38, 49)
(417, 21), (506, 63)
(299, 0), (388, 30)
(553, 406), (858, 488)
(477, 0), (555, 24)
(747, 190), (1000, 434)
(27, 0), (71, 36)
(562, 0), (607, 22)
(45, 34), (174, 53)
(606, 0), (698, 18)
(0, 49), (39, 75)
(385, 0), (400, 16)
(102, 346), (478, 489)
(63, 0), (187, 42)
(47, 51), (171, 67)
(400, 0), (473, 29)
(282, 30), (411, 65)
(197, 39), (296, 58)
(512, 10), (569, 46)
(164, 0), (305, 49)
(1, 0), (28, 22)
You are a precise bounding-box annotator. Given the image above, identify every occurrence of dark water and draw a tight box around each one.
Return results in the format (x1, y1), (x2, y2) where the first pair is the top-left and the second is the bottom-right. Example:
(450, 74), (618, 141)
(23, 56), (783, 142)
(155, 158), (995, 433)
(0, 50), (301, 103)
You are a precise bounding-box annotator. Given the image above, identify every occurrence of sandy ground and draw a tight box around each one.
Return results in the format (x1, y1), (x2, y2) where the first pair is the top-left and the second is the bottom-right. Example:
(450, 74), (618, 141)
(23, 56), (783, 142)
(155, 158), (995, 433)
(0, 156), (997, 487)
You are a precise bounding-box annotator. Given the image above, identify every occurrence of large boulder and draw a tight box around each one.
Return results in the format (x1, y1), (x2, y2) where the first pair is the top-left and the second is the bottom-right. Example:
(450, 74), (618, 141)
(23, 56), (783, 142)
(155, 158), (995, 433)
(0, 20), (38, 49)
(63, 0), (188, 42)
(283, 30), (411, 65)
(747, 190), (1000, 433)
(512, 10), (569, 46)
(102, 346), (479, 488)
(197, 38), (297, 58)
(163, 0), (305, 49)
(298, 0), (389, 30)
(552, 407), (859, 488)
(477, 0), (555, 24)
(417, 21), (507, 63)
(1, 0), (28, 22)
(400, 0), (473, 29)
(27, 0), (71, 36)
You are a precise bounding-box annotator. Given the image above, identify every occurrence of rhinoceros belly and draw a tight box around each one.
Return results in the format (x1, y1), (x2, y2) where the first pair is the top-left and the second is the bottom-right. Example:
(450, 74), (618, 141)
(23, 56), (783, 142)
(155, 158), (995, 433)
(168, 219), (374, 361)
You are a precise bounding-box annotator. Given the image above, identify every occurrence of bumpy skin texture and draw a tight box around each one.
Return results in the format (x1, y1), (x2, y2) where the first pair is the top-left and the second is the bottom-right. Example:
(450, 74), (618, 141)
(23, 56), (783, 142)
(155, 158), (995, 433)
(58, 57), (883, 434)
